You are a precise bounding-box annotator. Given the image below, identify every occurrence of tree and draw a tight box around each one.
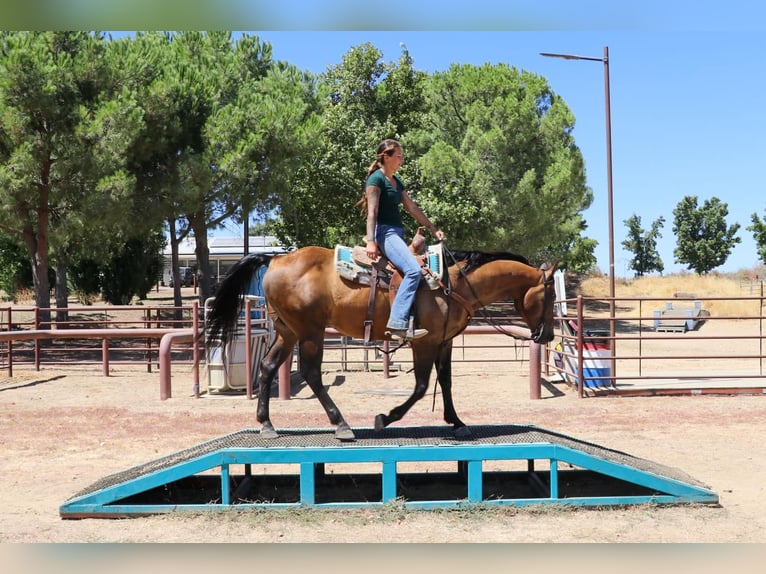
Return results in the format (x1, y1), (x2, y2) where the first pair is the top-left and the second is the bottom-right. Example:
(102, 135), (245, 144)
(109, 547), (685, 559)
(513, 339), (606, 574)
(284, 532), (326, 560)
(117, 32), (312, 307)
(272, 42), (427, 248)
(672, 195), (741, 274)
(0, 234), (30, 301)
(621, 214), (665, 277)
(747, 209), (766, 265)
(100, 234), (165, 305)
(0, 32), (145, 320)
(407, 63), (594, 268)
(138, 31), (234, 307)
(0, 33), (104, 313)
(207, 44), (321, 254)
(67, 233), (165, 305)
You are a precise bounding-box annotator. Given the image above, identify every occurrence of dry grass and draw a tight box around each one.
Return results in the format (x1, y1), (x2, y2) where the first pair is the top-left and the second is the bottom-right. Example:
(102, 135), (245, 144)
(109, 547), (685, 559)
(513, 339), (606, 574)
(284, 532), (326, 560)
(577, 269), (766, 317)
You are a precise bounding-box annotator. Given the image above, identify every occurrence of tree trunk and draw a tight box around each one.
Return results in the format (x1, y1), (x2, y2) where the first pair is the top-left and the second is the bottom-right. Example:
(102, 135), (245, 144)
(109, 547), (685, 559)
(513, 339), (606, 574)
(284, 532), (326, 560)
(24, 159), (53, 328)
(242, 200), (250, 256)
(190, 217), (212, 306)
(55, 260), (69, 326)
(168, 218), (183, 320)
(23, 226), (51, 327)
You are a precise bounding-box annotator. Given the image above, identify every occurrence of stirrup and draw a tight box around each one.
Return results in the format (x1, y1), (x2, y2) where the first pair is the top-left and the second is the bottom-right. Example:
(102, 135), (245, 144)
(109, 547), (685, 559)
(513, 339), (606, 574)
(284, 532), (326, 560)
(386, 328), (428, 342)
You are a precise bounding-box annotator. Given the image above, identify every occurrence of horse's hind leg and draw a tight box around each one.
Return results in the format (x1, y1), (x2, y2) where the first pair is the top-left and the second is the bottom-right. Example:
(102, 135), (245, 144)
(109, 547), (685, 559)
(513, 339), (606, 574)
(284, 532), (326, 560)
(298, 337), (355, 441)
(256, 328), (297, 439)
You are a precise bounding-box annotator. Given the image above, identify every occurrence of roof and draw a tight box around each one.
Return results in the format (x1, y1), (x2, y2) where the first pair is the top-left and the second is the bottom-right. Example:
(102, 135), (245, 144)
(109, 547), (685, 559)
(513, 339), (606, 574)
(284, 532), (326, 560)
(163, 236), (288, 258)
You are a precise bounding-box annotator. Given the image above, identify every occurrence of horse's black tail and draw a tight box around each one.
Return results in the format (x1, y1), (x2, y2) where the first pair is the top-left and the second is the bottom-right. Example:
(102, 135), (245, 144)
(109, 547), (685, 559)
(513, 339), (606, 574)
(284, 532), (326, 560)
(206, 253), (274, 353)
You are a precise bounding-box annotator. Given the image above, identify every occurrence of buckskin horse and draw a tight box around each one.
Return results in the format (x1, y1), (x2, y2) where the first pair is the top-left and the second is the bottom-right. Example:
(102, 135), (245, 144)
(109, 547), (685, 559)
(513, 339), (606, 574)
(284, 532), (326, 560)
(205, 244), (557, 441)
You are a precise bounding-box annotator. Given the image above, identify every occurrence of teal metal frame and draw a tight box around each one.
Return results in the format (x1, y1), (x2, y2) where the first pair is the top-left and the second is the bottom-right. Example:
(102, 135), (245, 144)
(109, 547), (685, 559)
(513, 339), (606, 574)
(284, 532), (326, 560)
(60, 426), (718, 518)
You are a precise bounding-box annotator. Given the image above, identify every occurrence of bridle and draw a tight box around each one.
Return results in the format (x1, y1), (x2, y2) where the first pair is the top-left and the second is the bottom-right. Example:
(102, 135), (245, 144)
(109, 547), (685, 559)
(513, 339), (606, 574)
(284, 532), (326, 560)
(530, 267), (555, 342)
(442, 245), (554, 342)
(429, 245), (553, 411)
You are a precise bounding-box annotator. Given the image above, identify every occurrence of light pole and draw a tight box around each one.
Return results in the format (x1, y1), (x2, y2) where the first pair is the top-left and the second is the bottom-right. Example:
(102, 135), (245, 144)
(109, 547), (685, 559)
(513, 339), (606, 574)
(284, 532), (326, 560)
(541, 46), (616, 384)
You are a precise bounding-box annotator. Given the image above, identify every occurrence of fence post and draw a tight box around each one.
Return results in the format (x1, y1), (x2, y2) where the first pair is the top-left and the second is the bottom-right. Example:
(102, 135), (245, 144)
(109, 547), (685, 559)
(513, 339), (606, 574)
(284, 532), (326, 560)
(383, 340), (390, 378)
(34, 307), (40, 371)
(577, 295), (585, 398)
(245, 299), (253, 401)
(278, 358), (291, 400)
(5, 308), (12, 377)
(145, 308), (152, 373)
(102, 338), (110, 376)
(192, 301), (200, 398)
(529, 341), (541, 399)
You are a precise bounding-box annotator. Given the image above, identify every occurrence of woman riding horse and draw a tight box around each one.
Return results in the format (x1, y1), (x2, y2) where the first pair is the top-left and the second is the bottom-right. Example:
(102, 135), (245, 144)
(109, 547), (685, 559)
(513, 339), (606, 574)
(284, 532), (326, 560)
(356, 139), (445, 342)
(206, 245), (557, 441)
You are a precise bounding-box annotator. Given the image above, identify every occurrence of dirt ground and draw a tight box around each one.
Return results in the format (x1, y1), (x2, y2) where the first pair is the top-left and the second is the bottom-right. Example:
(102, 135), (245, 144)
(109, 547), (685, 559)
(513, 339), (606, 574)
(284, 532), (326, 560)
(1, 330), (766, 545)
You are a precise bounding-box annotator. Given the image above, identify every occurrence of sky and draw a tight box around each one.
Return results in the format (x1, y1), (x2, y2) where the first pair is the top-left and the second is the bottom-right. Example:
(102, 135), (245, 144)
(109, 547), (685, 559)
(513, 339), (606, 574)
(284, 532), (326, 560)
(8, 0), (766, 276)
(245, 27), (766, 276)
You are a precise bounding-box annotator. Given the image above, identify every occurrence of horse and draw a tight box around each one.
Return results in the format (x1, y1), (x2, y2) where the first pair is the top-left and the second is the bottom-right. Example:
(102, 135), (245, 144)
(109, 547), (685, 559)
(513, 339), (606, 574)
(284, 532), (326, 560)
(205, 244), (557, 441)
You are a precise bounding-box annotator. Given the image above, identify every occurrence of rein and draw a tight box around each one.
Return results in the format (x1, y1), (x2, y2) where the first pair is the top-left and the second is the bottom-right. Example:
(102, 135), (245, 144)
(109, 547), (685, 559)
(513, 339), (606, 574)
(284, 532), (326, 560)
(441, 245), (553, 341)
(427, 244), (553, 412)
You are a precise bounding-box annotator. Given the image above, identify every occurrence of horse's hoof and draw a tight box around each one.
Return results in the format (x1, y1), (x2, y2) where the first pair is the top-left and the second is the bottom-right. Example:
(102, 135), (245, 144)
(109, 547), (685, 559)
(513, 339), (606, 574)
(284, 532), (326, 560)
(374, 414), (386, 432)
(335, 425), (356, 441)
(260, 423), (279, 440)
(453, 426), (473, 440)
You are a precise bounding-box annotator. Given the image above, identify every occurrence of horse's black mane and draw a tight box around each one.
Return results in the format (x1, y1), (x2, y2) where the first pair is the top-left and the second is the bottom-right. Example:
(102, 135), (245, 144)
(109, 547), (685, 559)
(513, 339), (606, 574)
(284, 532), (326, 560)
(446, 250), (530, 274)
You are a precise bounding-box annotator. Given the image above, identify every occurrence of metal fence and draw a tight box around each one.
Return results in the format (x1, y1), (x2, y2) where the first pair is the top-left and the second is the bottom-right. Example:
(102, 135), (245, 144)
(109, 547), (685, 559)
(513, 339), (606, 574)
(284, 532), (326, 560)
(548, 293), (766, 397)
(5, 293), (766, 400)
(0, 304), (196, 376)
(1, 301), (530, 379)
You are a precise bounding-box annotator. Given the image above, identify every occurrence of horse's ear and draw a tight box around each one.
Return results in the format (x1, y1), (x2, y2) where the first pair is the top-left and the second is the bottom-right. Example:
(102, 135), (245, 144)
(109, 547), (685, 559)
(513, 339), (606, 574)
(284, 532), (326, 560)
(541, 261), (559, 273)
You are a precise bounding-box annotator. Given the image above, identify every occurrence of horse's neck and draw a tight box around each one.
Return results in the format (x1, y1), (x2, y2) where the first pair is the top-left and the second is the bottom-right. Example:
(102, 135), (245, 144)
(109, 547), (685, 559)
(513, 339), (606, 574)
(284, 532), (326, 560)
(450, 260), (538, 307)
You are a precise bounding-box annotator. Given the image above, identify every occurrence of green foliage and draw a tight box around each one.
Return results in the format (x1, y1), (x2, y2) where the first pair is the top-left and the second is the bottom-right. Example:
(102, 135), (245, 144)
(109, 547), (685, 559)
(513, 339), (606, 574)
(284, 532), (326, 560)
(407, 63), (594, 268)
(672, 196), (741, 275)
(134, 232), (166, 299)
(272, 43), (427, 248)
(100, 236), (166, 305)
(621, 214), (665, 277)
(0, 234), (30, 301)
(208, 53), (319, 232)
(0, 31), (145, 311)
(68, 234), (165, 305)
(67, 258), (103, 305)
(0, 33), (618, 305)
(747, 210), (766, 265)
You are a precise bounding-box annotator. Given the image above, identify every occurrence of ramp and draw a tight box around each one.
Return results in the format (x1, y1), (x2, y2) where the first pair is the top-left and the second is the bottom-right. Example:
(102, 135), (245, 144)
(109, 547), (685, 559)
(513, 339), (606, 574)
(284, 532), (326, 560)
(60, 425), (717, 518)
(654, 301), (707, 333)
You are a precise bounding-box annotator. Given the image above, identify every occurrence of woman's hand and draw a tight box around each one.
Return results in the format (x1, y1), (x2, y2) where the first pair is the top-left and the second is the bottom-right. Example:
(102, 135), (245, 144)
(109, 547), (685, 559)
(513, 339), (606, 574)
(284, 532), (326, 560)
(366, 239), (379, 260)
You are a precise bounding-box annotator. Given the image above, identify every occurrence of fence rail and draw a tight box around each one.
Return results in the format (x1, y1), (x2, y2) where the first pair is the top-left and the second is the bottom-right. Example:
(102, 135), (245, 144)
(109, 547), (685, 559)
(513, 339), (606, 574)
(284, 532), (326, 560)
(0, 303), (198, 376)
(5, 292), (766, 400)
(1, 301), (531, 388)
(548, 293), (766, 397)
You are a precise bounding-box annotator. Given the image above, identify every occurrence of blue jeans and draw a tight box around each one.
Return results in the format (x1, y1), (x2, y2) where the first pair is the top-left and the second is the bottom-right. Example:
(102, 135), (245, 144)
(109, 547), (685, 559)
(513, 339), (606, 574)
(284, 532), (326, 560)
(376, 224), (422, 331)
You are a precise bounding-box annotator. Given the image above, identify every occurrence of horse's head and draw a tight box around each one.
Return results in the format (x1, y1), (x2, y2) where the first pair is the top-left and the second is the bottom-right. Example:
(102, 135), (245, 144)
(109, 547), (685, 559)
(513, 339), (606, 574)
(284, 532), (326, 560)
(516, 263), (558, 344)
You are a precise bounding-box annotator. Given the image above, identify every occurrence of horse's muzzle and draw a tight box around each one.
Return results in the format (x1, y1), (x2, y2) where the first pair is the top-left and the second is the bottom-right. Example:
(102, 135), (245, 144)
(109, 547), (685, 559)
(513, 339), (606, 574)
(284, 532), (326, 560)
(531, 323), (555, 344)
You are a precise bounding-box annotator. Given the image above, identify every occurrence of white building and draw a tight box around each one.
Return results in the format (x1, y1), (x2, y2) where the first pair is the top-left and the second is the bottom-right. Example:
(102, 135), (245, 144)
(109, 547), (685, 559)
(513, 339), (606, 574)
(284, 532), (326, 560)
(161, 235), (288, 285)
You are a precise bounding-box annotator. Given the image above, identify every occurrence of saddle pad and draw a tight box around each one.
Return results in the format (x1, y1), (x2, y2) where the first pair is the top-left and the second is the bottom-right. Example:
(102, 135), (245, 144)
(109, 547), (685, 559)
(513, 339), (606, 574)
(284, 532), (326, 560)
(335, 245), (364, 282)
(334, 244), (442, 290)
(425, 244), (443, 278)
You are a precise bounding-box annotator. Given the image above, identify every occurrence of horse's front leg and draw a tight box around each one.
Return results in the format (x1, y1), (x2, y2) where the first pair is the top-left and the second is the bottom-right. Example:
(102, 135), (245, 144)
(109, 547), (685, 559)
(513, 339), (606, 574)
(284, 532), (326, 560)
(256, 330), (296, 439)
(299, 338), (355, 441)
(374, 344), (434, 431)
(434, 340), (471, 439)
